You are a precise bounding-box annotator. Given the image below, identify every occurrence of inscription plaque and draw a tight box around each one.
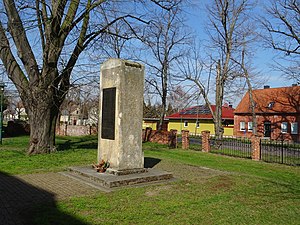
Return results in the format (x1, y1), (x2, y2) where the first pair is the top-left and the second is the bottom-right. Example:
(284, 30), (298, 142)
(101, 87), (116, 140)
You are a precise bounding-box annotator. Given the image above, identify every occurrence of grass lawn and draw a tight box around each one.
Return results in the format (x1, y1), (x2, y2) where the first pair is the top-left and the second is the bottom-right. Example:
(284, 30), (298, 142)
(1, 136), (300, 224)
(0, 135), (97, 174)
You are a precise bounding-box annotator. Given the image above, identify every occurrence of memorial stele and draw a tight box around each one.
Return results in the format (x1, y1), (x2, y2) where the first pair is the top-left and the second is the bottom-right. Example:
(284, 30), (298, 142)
(98, 58), (145, 175)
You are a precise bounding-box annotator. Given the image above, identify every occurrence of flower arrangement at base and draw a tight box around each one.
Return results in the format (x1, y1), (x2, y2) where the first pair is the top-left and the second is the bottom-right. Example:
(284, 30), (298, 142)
(92, 159), (110, 173)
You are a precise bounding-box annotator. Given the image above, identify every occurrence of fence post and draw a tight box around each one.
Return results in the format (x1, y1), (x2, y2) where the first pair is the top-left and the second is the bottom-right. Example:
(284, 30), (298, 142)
(251, 135), (261, 161)
(168, 129), (177, 148)
(201, 130), (210, 152)
(181, 130), (189, 149)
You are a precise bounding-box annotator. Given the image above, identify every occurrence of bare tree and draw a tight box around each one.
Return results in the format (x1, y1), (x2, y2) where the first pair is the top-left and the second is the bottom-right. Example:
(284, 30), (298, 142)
(177, 0), (256, 139)
(167, 85), (194, 112)
(90, 9), (133, 60)
(141, 0), (191, 130)
(176, 42), (219, 130)
(0, 0), (176, 154)
(205, 0), (255, 139)
(239, 44), (257, 135)
(261, 0), (300, 82)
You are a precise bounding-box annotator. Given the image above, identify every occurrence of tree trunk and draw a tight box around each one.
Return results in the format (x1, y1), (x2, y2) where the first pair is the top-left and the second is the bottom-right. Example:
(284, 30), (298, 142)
(27, 105), (59, 154)
(215, 60), (224, 140)
(245, 74), (257, 135)
(158, 62), (168, 131)
(158, 90), (167, 131)
(158, 102), (166, 131)
(24, 88), (61, 155)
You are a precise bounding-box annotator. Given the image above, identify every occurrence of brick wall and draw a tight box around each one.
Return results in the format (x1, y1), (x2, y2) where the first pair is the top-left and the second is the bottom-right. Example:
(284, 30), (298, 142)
(143, 128), (177, 147)
(234, 114), (300, 142)
(148, 130), (169, 145)
(56, 124), (97, 136)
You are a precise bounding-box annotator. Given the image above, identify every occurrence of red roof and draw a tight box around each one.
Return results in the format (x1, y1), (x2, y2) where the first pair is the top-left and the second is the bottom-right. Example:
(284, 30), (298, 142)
(235, 86), (300, 114)
(166, 105), (235, 120)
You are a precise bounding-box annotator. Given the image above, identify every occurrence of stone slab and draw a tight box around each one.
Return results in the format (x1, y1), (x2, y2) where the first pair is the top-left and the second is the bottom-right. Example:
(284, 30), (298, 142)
(106, 168), (148, 176)
(66, 166), (174, 189)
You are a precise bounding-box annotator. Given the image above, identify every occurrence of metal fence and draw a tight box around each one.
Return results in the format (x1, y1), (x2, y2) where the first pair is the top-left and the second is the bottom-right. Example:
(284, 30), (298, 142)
(189, 134), (202, 145)
(210, 137), (252, 159)
(177, 134), (202, 143)
(260, 140), (300, 166)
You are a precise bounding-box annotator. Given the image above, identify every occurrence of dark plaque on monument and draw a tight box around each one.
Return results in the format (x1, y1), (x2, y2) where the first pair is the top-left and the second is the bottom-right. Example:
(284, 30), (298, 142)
(101, 87), (116, 140)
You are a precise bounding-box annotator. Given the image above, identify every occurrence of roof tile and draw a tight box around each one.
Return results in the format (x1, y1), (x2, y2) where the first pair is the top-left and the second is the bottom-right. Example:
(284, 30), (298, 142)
(235, 86), (300, 114)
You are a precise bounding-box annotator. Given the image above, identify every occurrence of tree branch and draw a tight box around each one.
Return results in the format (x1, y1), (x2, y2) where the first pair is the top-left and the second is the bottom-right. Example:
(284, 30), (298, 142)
(0, 22), (29, 96)
(35, 0), (45, 51)
(3, 0), (40, 82)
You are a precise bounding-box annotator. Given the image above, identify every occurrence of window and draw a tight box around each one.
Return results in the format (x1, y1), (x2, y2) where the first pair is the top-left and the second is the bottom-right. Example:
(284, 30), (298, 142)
(281, 122), (288, 133)
(267, 101), (275, 109)
(184, 121), (188, 127)
(291, 122), (298, 134)
(248, 122), (253, 132)
(196, 121), (200, 128)
(240, 121), (245, 131)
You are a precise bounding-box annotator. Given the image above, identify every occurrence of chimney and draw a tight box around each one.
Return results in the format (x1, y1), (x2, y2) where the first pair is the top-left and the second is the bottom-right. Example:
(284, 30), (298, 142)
(229, 104), (233, 108)
(264, 85), (270, 89)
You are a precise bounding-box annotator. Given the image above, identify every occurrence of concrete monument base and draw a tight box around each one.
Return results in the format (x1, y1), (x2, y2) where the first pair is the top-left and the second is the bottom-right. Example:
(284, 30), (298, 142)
(63, 166), (174, 190)
(106, 168), (148, 176)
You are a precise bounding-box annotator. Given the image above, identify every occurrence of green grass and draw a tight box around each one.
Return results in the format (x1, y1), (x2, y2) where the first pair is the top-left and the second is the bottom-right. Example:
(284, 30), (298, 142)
(210, 148), (252, 159)
(0, 136), (97, 174)
(1, 136), (300, 224)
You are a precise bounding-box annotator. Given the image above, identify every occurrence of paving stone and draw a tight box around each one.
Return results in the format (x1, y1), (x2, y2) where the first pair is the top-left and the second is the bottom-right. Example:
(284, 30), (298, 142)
(0, 172), (98, 225)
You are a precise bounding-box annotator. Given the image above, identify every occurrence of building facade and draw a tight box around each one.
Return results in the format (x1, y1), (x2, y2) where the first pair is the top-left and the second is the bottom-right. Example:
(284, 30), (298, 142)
(234, 85), (300, 142)
(166, 104), (234, 136)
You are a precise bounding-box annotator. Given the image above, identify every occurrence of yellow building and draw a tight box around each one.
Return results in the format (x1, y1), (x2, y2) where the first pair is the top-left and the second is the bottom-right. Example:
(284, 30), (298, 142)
(166, 105), (234, 136)
(142, 118), (158, 130)
(142, 118), (169, 130)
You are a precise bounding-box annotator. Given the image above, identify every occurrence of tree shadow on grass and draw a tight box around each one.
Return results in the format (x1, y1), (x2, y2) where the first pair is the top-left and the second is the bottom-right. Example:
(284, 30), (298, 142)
(0, 171), (90, 225)
(56, 139), (98, 151)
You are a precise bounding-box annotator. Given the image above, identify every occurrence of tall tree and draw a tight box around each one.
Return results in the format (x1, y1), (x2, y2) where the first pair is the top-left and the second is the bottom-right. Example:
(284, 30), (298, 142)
(176, 43), (220, 133)
(205, 0), (254, 139)
(141, 0), (190, 130)
(238, 43), (258, 135)
(177, 0), (255, 139)
(0, 0), (176, 154)
(261, 0), (300, 83)
(167, 85), (193, 112)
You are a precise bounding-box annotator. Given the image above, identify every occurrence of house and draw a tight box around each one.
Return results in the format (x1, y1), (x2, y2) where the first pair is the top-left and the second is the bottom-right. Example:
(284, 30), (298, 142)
(142, 118), (169, 130)
(234, 85), (300, 142)
(3, 101), (28, 122)
(166, 104), (235, 136)
(60, 107), (88, 125)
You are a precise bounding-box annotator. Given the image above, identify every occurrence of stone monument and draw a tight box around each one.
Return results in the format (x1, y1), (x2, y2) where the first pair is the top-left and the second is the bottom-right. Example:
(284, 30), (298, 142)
(98, 58), (145, 175)
(65, 58), (173, 189)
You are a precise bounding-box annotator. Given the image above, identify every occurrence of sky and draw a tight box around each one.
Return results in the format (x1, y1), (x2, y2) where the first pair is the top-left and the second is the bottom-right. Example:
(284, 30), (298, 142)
(0, 0), (296, 107)
(185, 0), (294, 90)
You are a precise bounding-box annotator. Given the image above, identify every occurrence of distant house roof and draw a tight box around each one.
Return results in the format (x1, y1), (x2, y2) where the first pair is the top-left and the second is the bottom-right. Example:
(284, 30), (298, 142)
(165, 105), (235, 120)
(235, 86), (300, 114)
(143, 118), (169, 121)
